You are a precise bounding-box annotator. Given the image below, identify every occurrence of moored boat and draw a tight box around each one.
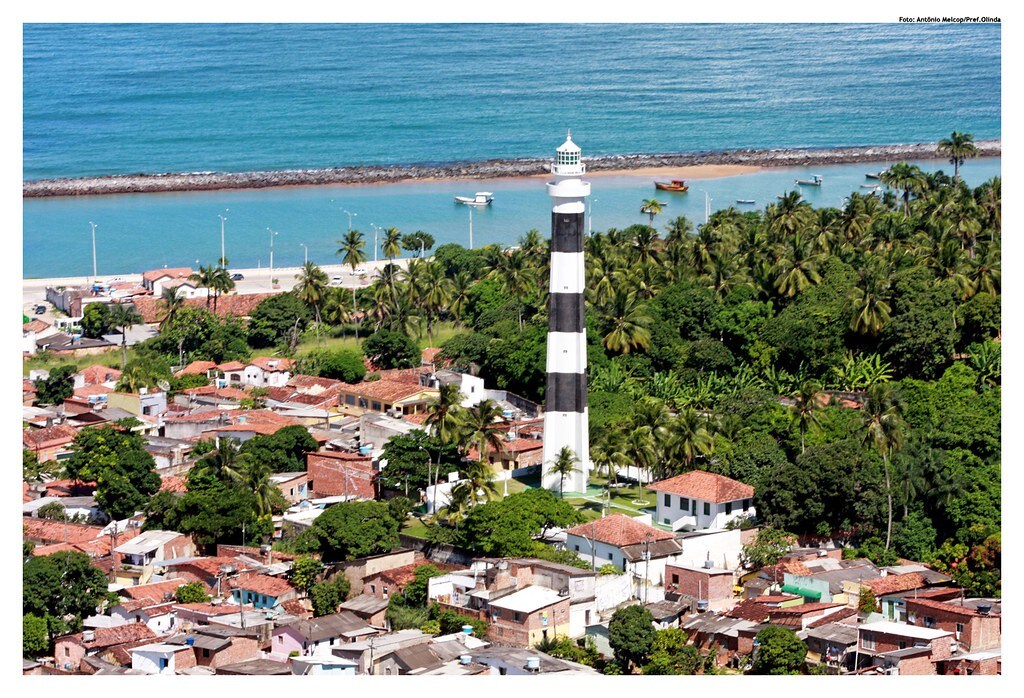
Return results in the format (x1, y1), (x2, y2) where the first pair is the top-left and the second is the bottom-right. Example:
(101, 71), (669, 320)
(736, 199), (756, 204)
(865, 170), (887, 180)
(795, 175), (823, 186)
(654, 179), (689, 192)
(454, 192), (494, 206)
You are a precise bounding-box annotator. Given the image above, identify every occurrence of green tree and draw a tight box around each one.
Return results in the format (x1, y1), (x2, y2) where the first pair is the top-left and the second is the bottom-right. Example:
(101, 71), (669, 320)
(751, 626), (807, 675)
(23, 613), (50, 658)
(378, 430), (460, 493)
(297, 500), (401, 562)
(858, 587), (878, 614)
(640, 198), (666, 226)
(23, 551), (110, 632)
(362, 329), (420, 369)
(158, 285), (186, 331)
(239, 425), (319, 474)
(789, 380), (823, 454)
(153, 484), (270, 553)
(37, 501), (69, 522)
(608, 604), (656, 671)
(108, 302), (143, 369)
(860, 383), (906, 551)
(247, 292), (312, 348)
(80, 302), (113, 338)
(64, 425), (160, 520)
(548, 446), (580, 499)
(35, 364), (75, 405)
(294, 262), (331, 344)
(394, 564), (443, 608)
(299, 348), (367, 383)
(290, 556), (324, 594)
(937, 131), (978, 180)
(740, 527), (797, 568)
(310, 580), (341, 617)
(174, 582), (211, 604)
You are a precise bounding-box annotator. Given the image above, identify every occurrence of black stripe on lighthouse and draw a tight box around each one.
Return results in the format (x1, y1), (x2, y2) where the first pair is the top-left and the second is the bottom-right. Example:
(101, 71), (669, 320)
(546, 372), (588, 413)
(549, 293), (586, 333)
(550, 212), (584, 253)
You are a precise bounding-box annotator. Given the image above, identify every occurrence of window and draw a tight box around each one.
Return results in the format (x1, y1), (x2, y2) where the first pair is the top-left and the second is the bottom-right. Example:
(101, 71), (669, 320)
(346, 395), (356, 406)
(664, 493), (671, 507)
(898, 641), (906, 650)
(574, 544), (579, 552)
(608, 552), (613, 560)
(672, 574), (679, 584)
(725, 502), (732, 515)
(202, 648), (210, 658)
(64, 647), (70, 657)
(159, 658), (169, 670)
(956, 623), (964, 638)
(743, 499), (752, 511)
(370, 584), (376, 593)
(680, 497), (689, 511)
(863, 633), (875, 650)
(663, 518), (670, 525)
(703, 502), (710, 516)
(513, 612), (521, 622)
(371, 401), (382, 412)
(924, 616), (936, 628)
(277, 636), (283, 644)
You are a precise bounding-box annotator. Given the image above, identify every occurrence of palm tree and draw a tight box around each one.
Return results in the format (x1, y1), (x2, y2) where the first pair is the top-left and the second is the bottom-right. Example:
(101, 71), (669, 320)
(294, 262), (330, 344)
(158, 285), (185, 332)
(195, 437), (246, 485)
(454, 459), (499, 509)
(601, 288), (653, 354)
(209, 266), (235, 312)
(486, 248), (537, 330)
(459, 399), (506, 463)
(424, 384), (465, 511)
(859, 383), (906, 551)
(625, 425), (657, 503)
(189, 264), (217, 308)
(766, 191), (813, 242)
(772, 232), (823, 298)
(421, 260), (454, 345)
(937, 131), (979, 180)
(239, 458), (278, 517)
(337, 229), (368, 335)
(449, 271), (474, 327)
(640, 198), (666, 226)
(666, 408), (714, 473)
(789, 381), (823, 454)
(590, 428), (629, 512)
(108, 302), (142, 369)
(881, 162), (927, 215)
(548, 446), (580, 499)
(849, 270), (892, 336)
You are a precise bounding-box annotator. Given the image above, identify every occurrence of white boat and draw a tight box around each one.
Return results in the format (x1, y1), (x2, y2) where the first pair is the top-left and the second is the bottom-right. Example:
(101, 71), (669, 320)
(454, 192), (494, 206)
(795, 175), (823, 186)
(736, 199), (756, 204)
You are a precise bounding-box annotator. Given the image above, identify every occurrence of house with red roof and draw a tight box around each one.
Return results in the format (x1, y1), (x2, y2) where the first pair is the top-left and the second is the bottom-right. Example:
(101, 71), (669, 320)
(54, 622), (157, 672)
(564, 514), (682, 591)
(648, 470), (755, 531)
(141, 267), (194, 294)
(229, 571), (299, 609)
(905, 597), (1000, 653)
(335, 379), (439, 418)
(73, 364), (123, 389)
(307, 451), (376, 500)
(241, 356), (295, 388)
(22, 422), (80, 462)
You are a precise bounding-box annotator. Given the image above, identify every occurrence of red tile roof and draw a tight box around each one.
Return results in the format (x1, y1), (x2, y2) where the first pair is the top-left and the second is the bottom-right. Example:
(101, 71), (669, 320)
(249, 356), (295, 373)
(76, 364), (123, 385)
(143, 267), (193, 283)
(307, 452), (376, 499)
(863, 573), (926, 596)
(288, 374), (343, 392)
(230, 571), (296, 598)
(771, 602), (845, 616)
(366, 562), (460, 591)
(23, 318), (51, 333)
(726, 601), (772, 622)
(159, 476), (188, 493)
(649, 470), (754, 503)
(44, 479), (97, 497)
(183, 385), (250, 401)
(60, 622), (156, 649)
(172, 602), (238, 617)
(121, 579), (187, 603)
(23, 423), (80, 450)
(165, 408), (299, 427)
(176, 360), (218, 376)
(206, 422), (293, 437)
(74, 384), (115, 398)
(339, 378), (436, 403)
(904, 597), (980, 617)
(132, 292), (274, 323)
(421, 347), (442, 365)
(23, 518), (104, 545)
(806, 606), (858, 629)
(565, 514), (675, 548)
(761, 560), (814, 579)
(217, 361), (247, 372)
(376, 367), (424, 384)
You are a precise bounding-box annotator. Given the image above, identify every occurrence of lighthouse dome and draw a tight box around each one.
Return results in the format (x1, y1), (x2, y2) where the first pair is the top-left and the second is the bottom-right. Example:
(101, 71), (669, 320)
(553, 130), (584, 173)
(556, 131), (581, 154)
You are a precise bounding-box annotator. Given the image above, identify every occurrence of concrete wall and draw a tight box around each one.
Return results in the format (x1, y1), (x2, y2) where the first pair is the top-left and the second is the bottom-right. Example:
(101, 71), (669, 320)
(677, 528), (744, 571)
(655, 492), (754, 531)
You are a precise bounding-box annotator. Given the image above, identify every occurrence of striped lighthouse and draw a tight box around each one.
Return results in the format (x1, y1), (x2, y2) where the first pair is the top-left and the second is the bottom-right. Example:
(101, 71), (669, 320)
(541, 131), (590, 494)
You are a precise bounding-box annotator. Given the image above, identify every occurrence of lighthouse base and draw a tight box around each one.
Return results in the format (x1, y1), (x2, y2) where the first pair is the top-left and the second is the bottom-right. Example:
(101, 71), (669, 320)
(541, 408), (590, 494)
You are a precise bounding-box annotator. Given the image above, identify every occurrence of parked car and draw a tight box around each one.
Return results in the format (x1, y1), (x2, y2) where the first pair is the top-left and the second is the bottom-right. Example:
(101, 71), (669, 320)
(34, 305), (46, 314)
(331, 276), (343, 285)
(353, 267), (368, 276)
(230, 273), (244, 281)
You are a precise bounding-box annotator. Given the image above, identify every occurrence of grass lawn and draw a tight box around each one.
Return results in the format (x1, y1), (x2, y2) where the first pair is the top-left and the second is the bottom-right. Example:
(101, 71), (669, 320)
(401, 517), (431, 539)
(23, 347), (132, 377)
(252, 321), (465, 361)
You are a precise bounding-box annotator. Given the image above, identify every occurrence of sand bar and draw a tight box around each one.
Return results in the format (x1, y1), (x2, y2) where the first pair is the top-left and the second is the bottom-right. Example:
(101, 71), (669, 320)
(23, 141), (1000, 199)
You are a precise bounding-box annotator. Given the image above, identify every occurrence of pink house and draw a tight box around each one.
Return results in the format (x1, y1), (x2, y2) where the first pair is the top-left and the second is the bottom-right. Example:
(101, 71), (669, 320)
(269, 611), (378, 660)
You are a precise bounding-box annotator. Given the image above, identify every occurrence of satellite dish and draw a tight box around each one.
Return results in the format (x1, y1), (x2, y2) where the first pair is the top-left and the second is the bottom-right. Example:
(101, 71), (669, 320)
(157, 379), (171, 391)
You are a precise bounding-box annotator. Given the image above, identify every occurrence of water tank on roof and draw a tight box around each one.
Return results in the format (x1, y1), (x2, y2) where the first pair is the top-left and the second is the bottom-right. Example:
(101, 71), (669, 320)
(186, 637), (195, 646)
(525, 657), (541, 671)
(462, 624), (473, 635)
(359, 444), (372, 455)
(703, 559), (715, 569)
(697, 600), (709, 612)
(82, 630), (95, 643)
(460, 655), (472, 665)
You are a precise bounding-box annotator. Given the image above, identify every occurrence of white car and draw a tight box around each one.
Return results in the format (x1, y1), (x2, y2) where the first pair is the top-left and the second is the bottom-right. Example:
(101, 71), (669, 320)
(353, 267), (368, 276)
(331, 276), (343, 285)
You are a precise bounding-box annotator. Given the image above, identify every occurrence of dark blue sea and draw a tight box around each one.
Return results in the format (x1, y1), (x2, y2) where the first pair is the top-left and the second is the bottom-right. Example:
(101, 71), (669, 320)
(22, 23), (1001, 277)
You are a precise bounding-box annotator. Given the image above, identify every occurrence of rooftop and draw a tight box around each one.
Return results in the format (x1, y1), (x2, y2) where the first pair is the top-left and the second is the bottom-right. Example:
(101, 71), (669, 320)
(648, 470), (754, 502)
(860, 620), (953, 640)
(488, 585), (565, 614)
(565, 513), (675, 547)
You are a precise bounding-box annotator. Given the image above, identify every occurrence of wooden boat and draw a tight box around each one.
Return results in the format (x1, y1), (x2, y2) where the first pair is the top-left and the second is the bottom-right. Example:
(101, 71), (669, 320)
(654, 179), (689, 192)
(736, 199), (756, 204)
(454, 192), (494, 206)
(795, 175), (823, 186)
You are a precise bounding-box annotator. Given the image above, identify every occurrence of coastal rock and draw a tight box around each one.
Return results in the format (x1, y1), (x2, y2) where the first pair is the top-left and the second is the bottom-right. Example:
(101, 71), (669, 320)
(22, 141), (1001, 198)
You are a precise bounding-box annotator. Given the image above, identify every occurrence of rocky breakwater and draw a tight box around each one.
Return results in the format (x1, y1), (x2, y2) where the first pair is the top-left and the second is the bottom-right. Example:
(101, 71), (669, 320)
(23, 141), (1001, 198)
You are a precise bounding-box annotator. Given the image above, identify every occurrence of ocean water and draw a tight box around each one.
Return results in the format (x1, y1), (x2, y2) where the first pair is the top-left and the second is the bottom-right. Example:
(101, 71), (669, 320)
(23, 157), (1000, 278)
(23, 23), (1000, 180)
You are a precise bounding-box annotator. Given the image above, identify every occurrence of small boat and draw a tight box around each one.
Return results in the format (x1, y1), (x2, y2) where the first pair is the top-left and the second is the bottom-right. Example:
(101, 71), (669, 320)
(654, 179), (689, 192)
(795, 175), (823, 187)
(736, 199), (756, 204)
(454, 192), (494, 206)
(865, 171), (887, 180)
(859, 183), (879, 189)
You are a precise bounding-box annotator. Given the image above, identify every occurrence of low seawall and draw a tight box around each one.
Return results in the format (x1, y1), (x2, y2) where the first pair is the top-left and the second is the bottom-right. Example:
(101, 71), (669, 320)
(23, 141), (1000, 198)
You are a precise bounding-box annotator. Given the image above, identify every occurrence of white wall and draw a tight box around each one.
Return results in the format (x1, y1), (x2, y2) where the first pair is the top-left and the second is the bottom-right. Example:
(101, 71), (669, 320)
(131, 649), (176, 675)
(594, 574), (633, 614)
(565, 533), (628, 571)
(674, 528), (745, 571)
(654, 492), (755, 531)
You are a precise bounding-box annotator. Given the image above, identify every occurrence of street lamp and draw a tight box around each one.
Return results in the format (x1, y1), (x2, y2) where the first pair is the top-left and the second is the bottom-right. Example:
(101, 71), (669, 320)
(267, 228), (278, 287)
(343, 209), (356, 232)
(299, 243), (308, 266)
(88, 221), (98, 281)
(588, 197), (596, 237)
(700, 190), (713, 225)
(218, 210), (229, 267)
(370, 224), (380, 262)
(468, 206), (474, 250)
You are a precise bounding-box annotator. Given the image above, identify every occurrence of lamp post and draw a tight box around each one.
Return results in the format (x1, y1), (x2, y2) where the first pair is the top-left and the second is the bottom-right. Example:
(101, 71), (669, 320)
(468, 206), (474, 250)
(588, 197), (596, 237)
(88, 221), (98, 281)
(218, 210), (229, 267)
(299, 243), (308, 266)
(343, 209), (356, 232)
(701, 190), (712, 225)
(370, 224), (380, 262)
(267, 228), (278, 288)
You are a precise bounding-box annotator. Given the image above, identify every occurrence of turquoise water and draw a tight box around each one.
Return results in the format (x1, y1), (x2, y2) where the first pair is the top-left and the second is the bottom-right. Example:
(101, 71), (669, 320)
(23, 158), (1000, 278)
(23, 24), (1000, 180)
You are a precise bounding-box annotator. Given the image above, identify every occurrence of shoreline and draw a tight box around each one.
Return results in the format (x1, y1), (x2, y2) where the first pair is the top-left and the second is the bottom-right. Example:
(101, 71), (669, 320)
(23, 141), (1000, 198)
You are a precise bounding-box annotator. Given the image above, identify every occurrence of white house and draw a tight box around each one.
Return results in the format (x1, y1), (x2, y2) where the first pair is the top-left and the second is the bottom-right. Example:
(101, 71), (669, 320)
(647, 470), (755, 532)
(291, 656), (359, 675)
(242, 357), (295, 388)
(564, 514), (683, 599)
(130, 643), (194, 674)
(141, 267), (194, 295)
